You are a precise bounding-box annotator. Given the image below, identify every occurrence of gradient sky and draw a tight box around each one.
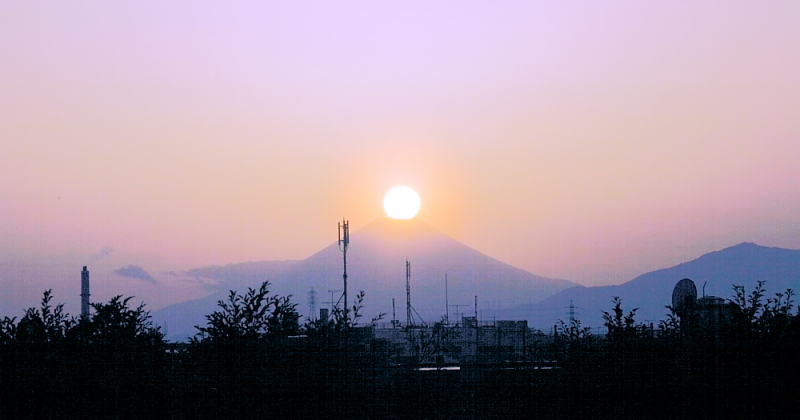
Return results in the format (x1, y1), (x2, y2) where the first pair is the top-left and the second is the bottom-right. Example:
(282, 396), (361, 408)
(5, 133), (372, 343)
(2, 2), (800, 315)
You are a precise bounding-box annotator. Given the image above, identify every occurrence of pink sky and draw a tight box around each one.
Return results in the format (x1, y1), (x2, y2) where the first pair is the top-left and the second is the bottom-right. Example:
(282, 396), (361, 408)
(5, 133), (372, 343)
(2, 2), (800, 315)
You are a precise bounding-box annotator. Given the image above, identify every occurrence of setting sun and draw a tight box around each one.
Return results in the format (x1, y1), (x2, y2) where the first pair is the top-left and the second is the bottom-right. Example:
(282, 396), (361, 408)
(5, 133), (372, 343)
(383, 186), (421, 219)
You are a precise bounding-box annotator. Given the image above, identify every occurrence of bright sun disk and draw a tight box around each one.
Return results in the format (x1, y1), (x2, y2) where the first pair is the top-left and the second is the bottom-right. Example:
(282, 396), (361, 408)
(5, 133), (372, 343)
(383, 186), (421, 219)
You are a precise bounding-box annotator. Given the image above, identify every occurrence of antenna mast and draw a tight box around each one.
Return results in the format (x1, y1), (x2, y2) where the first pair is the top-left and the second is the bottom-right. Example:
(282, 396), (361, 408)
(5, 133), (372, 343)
(404, 260), (426, 327)
(445, 272), (449, 325)
(406, 260), (412, 327)
(450, 304), (469, 323)
(338, 219), (350, 323)
(326, 290), (342, 309)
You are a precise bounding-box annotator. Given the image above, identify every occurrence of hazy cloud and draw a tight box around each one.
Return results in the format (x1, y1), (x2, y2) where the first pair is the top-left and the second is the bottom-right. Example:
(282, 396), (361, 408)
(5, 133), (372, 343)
(90, 246), (115, 261)
(184, 260), (299, 291)
(114, 265), (157, 284)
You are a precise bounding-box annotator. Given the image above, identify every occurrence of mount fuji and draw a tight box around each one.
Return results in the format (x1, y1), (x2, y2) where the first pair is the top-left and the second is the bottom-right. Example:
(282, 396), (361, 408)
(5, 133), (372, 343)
(153, 217), (576, 341)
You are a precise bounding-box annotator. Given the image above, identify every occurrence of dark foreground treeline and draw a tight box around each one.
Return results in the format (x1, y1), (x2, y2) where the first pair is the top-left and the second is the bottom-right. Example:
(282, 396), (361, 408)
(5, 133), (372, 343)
(2, 281), (800, 419)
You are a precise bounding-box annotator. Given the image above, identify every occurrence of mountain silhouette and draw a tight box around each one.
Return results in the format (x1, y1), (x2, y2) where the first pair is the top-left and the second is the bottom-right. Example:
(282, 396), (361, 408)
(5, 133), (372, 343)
(153, 217), (576, 341)
(500, 242), (800, 332)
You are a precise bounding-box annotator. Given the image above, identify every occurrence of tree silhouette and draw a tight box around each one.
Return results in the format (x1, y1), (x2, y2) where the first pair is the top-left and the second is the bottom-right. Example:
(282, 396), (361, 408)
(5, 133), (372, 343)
(72, 295), (163, 345)
(555, 317), (591, 341)
(602, 297), (638, 337)
(0, 291), (167, 419)
(193, 281), (299, 343)
(303, 289), (384, 336)
(602, 296), (652, 345)
(15, 289), (73, 344)
(406, 317), (460, 367)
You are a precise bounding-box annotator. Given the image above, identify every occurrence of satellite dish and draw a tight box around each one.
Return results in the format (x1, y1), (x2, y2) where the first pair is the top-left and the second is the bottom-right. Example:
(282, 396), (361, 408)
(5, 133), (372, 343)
(672, 278), (697, 315)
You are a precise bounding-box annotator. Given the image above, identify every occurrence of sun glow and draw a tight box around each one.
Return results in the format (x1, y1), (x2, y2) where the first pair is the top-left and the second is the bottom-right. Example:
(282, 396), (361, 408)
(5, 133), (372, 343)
(383, 186), (421, 219)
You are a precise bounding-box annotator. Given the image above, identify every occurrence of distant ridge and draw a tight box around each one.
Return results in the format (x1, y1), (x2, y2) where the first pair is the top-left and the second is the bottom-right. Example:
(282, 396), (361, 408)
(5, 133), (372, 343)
(153, 217), (576, 341)
(500, 242), (800, 332)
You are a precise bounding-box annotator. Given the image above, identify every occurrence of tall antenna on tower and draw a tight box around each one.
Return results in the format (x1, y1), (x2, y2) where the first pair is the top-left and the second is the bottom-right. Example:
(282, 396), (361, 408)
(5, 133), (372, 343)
(445, 272), (449, 325)
(406, 260), (412, 327)
(338, 218), (350, 323)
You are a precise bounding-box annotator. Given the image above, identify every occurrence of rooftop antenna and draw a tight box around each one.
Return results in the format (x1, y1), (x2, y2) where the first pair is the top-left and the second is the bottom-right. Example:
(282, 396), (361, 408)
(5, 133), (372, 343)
(308, 288), (318, 321)
(475, 295), (478, 318)
(702, 281), (707, 298)
(392, 298), (397, 329)
(450, 304), (469, 324)
(338, 218), (350, 323)
(325, 289), (342, 311)
(80, 266), (90, 319)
